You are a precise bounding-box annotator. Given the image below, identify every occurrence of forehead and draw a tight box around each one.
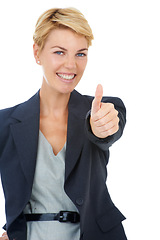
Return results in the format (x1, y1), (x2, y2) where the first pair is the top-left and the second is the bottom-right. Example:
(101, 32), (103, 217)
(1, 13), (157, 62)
(44, 28), (88, 49)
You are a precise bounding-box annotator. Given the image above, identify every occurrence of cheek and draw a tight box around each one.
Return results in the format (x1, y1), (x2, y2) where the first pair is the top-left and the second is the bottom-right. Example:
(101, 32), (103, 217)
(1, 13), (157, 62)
(78, 60), (88, 73)
(41, 52), (61, 66)
(42, 58), (62, 74)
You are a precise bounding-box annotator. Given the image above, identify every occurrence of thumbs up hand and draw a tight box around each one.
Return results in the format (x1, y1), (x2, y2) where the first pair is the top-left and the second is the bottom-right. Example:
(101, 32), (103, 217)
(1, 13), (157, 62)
(90, 84), (119, 138)
(0, 232), (9, 240)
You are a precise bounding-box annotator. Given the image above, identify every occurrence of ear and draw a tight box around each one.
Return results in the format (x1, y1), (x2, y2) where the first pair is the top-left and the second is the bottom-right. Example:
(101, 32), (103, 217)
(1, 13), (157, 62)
(33, 43), (41, 65)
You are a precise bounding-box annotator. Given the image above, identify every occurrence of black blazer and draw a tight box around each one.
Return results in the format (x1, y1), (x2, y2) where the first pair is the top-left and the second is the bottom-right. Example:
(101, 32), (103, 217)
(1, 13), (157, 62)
(0, 90), (127, 240)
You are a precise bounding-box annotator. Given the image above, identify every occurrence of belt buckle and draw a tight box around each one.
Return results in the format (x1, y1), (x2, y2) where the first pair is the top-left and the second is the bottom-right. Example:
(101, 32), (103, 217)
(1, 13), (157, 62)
(58, 211), (69, 222)
(58, 211), (80, 223)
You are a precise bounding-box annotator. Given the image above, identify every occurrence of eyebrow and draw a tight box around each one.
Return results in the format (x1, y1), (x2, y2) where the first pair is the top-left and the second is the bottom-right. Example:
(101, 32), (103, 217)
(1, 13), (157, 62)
(51, 46), (88, 52)
(78, 48), (88, 52)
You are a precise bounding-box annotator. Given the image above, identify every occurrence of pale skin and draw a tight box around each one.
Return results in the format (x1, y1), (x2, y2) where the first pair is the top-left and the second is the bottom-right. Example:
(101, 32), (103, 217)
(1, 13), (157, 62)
(0, 28), (119, 239)
(34, 28), (89, 155)
(0, 232), (8, 240)
(90, 84), (119, 138)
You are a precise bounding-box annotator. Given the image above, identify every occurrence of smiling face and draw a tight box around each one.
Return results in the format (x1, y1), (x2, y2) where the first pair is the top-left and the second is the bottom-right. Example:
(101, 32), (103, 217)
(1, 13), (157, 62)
(34, 28), (88, 95)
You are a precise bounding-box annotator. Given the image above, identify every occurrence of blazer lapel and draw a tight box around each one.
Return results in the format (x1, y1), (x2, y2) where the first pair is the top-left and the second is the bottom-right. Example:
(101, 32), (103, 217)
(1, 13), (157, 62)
(65, 112), (84, 181)
(10, 92), (40, 187)
(9, 90), (91, 187)
(65, 90), (91, 181)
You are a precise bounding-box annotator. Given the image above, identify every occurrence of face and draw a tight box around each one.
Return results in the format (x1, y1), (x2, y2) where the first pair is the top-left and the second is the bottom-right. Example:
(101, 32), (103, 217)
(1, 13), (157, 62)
(34, 28), (88, 94)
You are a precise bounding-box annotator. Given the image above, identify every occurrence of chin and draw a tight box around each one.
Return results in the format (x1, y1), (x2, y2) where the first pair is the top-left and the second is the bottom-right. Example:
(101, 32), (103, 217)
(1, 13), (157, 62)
(59, 86), (75, 94)
(59, 81), (80, 94)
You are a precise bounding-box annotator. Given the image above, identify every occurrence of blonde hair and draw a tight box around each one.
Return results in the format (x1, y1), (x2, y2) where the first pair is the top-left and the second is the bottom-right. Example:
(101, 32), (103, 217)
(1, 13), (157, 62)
(33, 8), (94, 53)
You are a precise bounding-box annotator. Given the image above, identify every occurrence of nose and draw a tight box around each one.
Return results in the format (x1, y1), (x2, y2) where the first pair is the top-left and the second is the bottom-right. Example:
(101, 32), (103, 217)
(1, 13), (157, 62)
(64, 55), (76, 70)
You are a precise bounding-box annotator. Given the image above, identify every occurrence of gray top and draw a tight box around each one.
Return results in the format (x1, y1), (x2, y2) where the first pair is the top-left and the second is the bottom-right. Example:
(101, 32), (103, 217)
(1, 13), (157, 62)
(24, 131), (80, 240)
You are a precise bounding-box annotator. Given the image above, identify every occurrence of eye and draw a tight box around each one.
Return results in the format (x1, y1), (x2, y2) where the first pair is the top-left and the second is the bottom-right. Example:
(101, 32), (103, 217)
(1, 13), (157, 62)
(76, 53), (86, 57)
(54, 51), (64, 55)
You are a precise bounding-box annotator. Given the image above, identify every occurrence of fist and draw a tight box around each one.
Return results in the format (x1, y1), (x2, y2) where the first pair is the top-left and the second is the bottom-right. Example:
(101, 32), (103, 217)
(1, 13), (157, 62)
(90, 84), (119, 138)
(0, 232), (9, 240)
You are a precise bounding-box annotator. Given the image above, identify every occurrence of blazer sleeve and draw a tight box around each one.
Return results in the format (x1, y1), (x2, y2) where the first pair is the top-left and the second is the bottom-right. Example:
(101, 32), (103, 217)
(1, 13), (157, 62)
(85, 96), (126, 151)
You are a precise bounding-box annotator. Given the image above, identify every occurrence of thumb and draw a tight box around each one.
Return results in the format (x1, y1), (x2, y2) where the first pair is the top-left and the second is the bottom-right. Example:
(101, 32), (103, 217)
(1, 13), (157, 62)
(91, 84), (103, 115)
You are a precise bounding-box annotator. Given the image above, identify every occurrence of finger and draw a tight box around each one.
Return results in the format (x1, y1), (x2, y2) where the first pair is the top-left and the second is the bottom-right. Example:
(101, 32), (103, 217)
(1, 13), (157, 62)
(1, 232), (8, 240)
(98, 124), (119, 138)
(94, 111), (119, 128)
(102, 124), (119, 136)
(91, 102), (116, 122)
(97, 106), (118, 125)
(2, 233), (7, 237)
(91, 84), (103, 116)
(0, 236), (8, 240)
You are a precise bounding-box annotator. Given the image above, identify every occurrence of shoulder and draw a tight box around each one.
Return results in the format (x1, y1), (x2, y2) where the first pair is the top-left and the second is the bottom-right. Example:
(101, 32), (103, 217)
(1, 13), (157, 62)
(0, 91), (40, 121)
(0, 103), (22, 151)
(0, 105), (18, 127)
(0, 91), (40, 141)
(0, 106), (18, 158)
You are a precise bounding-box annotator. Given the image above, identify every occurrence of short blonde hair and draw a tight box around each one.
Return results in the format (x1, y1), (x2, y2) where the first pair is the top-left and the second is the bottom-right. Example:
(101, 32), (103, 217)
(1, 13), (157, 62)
(33, 8), (94, 53)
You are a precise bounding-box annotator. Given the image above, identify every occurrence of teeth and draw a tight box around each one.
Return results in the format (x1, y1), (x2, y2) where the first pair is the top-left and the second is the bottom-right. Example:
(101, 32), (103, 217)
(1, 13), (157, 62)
(57, 73), (75, 80)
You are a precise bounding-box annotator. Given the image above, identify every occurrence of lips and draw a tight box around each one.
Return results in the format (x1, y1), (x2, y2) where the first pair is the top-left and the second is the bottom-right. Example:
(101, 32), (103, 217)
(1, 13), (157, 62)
(56, 73), (76, 81)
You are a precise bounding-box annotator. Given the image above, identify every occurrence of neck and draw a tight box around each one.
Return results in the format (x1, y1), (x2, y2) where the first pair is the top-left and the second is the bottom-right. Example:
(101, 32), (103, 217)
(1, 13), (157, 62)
(39, 82), (71, 118)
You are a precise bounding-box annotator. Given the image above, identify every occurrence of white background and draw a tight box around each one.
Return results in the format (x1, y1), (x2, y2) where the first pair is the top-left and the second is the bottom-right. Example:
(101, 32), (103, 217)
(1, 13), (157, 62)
(0, 0), (160, 239)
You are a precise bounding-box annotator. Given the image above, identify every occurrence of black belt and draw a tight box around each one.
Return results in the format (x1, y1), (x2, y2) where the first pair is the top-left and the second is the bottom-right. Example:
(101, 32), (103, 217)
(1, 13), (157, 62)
(25, 211), (80, 223)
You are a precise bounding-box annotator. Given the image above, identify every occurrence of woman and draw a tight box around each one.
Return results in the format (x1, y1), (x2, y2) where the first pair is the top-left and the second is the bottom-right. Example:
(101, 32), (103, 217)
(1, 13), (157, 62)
(0, 8), (127, 240)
